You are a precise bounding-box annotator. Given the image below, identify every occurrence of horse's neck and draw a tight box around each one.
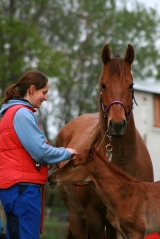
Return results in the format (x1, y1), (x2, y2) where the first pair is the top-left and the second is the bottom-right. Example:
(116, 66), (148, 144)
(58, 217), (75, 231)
(90, 159), (133, 205)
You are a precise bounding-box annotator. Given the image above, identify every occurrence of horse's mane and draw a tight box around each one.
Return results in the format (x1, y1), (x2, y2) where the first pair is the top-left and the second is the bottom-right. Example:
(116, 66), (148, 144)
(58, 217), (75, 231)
(106, 160), (140, 183)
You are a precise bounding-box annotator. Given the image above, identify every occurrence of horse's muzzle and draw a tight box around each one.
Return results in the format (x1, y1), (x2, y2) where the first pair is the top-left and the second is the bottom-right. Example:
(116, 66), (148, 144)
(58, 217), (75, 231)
(48, 174), (58, 188)
(108, 119), (127, 136)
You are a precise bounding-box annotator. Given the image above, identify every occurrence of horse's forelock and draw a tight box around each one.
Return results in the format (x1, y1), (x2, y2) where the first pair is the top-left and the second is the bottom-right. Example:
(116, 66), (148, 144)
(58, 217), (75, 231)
(108, 58), (126, 81)
(100, 57), (128, 85)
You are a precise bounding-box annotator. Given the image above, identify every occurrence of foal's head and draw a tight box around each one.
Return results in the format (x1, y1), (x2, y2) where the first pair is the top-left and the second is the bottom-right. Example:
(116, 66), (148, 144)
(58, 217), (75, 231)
(48, 146), (138, 188)
(99, 44), (135, 136)
(48, 148), (94, 188)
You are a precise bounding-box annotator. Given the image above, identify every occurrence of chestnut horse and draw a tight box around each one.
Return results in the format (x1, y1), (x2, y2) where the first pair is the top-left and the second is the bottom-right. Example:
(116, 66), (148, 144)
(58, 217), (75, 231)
(49, 147), (160, 239)
(51, 44), (153, 239)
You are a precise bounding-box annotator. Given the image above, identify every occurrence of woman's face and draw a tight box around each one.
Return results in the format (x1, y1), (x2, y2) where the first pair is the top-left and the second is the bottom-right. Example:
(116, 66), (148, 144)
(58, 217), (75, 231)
(25, 82), (49, 108)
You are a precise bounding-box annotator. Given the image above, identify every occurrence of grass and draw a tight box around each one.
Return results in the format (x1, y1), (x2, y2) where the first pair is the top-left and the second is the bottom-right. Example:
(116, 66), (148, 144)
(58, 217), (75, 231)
(40, 207), (69, 239)
(40, 217), (69, 239)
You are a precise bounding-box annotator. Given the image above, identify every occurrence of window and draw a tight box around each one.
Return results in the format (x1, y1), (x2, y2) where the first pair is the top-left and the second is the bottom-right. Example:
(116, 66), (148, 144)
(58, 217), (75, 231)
(154, 94), (160, 127)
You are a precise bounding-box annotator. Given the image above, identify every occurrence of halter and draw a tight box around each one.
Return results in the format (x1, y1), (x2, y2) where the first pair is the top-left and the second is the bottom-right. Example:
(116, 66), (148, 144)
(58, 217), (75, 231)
(100, 96), (130, 120)
(100, 86), (138, 120)
(99, 86), (138, 162)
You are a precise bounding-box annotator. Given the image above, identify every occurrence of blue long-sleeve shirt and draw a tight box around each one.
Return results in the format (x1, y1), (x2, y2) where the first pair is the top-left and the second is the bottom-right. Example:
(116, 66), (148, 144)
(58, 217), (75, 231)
(0, 99), (71, 165)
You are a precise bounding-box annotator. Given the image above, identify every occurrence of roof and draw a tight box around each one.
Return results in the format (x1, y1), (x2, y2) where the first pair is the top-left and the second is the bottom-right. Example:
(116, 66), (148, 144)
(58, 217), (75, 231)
(134, 80), (160, 94)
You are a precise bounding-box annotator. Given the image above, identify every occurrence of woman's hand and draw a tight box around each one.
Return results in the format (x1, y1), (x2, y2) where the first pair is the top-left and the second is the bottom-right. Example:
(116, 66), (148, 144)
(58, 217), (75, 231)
(67, 148), (78, 159)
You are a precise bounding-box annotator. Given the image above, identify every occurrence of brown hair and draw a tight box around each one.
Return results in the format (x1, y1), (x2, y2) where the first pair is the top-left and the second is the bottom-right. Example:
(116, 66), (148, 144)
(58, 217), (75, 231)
(2, 70), (48, 104)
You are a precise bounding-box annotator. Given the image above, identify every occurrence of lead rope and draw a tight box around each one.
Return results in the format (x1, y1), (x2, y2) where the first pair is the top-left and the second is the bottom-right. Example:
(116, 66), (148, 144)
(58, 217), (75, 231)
(34, 162), (45, 234)
(40, 185), (45, 234)
(40, 165), (53, 234)
(97, 130), (113, 162)
(34, 163), (45, 234)
(97, 130), (108, 150)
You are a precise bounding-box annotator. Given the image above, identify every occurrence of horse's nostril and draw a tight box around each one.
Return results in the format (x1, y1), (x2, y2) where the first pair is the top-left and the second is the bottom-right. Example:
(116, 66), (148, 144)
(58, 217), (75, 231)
(109, 119), (127, 135)
(109, 120), (114, 131)
(122, 120), (127, 131)
(48, 174), (53, 181)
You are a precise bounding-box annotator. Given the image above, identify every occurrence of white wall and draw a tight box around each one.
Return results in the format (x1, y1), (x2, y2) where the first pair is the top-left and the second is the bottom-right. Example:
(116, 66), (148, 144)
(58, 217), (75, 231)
(133, 91), (160, 181)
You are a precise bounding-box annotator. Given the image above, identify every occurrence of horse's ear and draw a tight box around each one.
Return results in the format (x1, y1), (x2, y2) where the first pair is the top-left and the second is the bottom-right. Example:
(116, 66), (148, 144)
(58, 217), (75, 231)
(102, 44), (111, 64)
(72, 149), (90, 166)
(124, 44), (134, 65)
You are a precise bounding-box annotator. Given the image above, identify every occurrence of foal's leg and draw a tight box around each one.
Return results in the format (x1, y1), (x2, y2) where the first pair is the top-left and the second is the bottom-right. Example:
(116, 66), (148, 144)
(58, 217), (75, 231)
(59, 186), (88, 239)
(65, 227), (74, 239)
(116, 232), (125, 239)
(77, 185), (107, 239)
(105, 220), (117, 239)
(85, 204), (107, 239)
(67, 211), (88, 239)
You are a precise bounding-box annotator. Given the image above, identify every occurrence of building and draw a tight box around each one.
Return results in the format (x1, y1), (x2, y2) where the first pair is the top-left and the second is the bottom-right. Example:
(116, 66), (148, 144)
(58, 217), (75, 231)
(134, 80), (160, 181)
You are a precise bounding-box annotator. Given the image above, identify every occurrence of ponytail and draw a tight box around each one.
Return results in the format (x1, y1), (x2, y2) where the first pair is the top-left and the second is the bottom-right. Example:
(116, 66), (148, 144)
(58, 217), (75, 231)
(1, 84), (21, 104)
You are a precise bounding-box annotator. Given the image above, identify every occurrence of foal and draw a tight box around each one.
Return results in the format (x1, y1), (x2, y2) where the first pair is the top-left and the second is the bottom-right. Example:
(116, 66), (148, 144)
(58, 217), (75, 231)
(48, 148), (160, 239)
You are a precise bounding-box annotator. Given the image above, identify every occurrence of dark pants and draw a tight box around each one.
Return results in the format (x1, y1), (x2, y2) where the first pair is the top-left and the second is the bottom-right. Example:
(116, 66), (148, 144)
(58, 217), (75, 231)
(0, 184), (41, 239)
(0, 233), (7, 239)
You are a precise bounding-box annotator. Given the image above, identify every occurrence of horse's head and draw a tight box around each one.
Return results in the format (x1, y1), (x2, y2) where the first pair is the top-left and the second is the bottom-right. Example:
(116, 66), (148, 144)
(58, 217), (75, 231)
(48, 148), (94, 188)
(99, 44), (136, 136)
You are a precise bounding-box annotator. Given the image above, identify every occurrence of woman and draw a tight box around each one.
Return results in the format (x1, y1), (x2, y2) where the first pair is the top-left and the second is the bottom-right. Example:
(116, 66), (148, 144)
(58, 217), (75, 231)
(0, 70), (78, 239)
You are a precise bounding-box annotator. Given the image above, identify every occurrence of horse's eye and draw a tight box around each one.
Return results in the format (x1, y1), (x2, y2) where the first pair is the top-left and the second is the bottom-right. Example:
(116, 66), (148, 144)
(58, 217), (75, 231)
(101, 83), (106, 90)
(129, 84), (133, 90)
(89, 148), (94, 157)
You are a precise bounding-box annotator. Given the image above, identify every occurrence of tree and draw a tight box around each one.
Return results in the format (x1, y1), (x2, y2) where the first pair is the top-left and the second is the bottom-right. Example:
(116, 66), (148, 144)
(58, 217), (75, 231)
(37, 0), (160, 136)
(1, 0), (160, 141)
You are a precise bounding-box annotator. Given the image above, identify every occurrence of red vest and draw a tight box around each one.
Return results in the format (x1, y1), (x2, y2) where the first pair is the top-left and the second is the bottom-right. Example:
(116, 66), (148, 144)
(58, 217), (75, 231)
(0, 105), (48, 188)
